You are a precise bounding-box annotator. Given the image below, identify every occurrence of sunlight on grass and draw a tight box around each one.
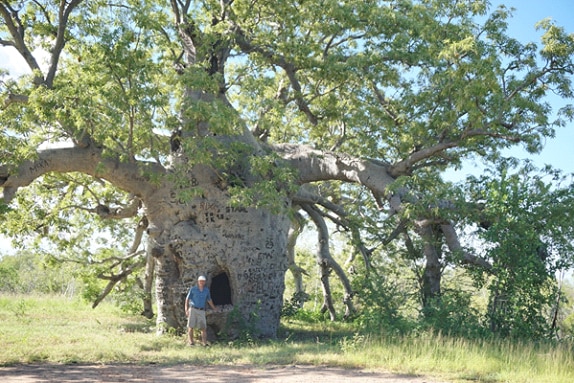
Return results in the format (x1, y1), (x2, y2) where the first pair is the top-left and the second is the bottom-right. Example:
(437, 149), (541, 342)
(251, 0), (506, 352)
(1, 295), (573, 383)
(330, 331), (574, 383)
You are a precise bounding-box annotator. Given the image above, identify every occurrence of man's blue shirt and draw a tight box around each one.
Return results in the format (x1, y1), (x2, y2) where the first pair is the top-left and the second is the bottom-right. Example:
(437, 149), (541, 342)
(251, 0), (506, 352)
(186, 285), (211, 309)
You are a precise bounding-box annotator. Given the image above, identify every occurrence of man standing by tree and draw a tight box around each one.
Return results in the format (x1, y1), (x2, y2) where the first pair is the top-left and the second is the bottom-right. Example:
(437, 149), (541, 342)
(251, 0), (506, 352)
(2, 0), (574, 340)
(185, 276), (217, 346)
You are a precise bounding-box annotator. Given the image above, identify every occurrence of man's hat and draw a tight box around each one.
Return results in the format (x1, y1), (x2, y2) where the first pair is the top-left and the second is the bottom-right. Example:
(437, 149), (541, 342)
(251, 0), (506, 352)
(198, 275), (207, 281)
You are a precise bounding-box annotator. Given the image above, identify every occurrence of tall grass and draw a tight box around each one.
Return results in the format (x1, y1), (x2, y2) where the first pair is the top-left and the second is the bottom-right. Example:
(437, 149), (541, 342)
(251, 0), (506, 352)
(1, 295), (573, 383)
(336, 331), (574, 383)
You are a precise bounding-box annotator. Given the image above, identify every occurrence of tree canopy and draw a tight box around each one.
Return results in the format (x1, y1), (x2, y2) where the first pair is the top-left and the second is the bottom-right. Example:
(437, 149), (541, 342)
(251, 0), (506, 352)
(1, 0), (574, 338)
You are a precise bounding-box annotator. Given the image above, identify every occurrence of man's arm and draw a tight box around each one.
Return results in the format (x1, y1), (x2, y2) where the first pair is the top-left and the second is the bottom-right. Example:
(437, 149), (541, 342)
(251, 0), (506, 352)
(185, 290), (191, 315)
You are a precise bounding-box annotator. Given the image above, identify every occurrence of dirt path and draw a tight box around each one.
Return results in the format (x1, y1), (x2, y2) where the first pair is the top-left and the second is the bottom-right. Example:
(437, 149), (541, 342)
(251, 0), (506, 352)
(0, 364), (449, 382)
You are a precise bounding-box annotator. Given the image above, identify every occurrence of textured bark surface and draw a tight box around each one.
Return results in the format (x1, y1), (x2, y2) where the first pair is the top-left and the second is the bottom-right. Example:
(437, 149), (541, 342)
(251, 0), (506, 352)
(149, 190), (291, 338)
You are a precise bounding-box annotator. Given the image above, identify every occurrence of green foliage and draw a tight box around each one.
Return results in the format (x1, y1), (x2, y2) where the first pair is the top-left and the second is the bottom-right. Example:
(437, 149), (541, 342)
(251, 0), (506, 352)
(111, 279), (147, 316)
(280, 291), (308, 318)
(464, 162), (574, 339)
(0, 260), (19, 292)
(352, 269), (414, 335)
(281, 292), (327, 323)
(0, 245), (148, 316)
(0, 251), (79, 295)
(418, 292), (487, 338)
(221, 301), (262, 344)
(562, 312), (574, 340)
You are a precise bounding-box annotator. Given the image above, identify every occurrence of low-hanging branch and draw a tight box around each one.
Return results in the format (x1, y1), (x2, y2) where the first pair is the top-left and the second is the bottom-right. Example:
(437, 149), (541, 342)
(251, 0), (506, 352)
(287, 210), (309, 304)
(294, 187), (372, 270)
(301, 203), (355, 319)
(92, 250), (147, 308)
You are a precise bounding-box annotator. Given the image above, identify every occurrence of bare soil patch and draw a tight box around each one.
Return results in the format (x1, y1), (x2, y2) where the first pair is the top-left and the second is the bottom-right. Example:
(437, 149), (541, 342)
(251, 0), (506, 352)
(0, 363), (450, 383)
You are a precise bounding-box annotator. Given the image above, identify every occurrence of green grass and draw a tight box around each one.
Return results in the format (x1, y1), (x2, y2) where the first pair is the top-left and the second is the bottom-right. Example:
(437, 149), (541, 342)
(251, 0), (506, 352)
(1, 295), (573, 383)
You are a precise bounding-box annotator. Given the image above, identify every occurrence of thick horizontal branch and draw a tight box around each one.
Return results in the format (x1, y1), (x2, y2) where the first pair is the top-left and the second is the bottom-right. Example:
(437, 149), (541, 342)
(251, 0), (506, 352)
(0, 144), (164, 204)
(272, 143), (402, 213)
(3, 93), (29, 107)
(277, 143), (493, 272)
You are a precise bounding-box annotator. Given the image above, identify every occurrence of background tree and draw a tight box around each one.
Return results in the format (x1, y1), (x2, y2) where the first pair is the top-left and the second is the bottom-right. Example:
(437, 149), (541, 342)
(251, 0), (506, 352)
(1, 0), (574, 338)
(465, 160), (574, 338)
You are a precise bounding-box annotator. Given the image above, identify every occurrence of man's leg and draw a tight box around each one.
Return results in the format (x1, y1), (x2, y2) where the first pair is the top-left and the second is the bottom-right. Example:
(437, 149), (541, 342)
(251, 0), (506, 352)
(188, 327), (195, 345)
(201, 328), (208, 346)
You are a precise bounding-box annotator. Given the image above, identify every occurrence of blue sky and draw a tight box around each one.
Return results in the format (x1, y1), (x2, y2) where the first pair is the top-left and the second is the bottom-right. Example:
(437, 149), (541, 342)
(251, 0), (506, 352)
(447, 0), (574, 181)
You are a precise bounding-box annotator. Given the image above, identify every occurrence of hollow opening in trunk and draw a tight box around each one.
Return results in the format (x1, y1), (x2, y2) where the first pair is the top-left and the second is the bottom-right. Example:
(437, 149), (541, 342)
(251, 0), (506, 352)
(211, 272), (232, 306)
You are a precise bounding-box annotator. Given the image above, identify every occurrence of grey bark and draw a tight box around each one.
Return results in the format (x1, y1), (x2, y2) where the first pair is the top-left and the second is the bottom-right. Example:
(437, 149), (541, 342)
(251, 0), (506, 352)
(302, 204), (355, 319)
(287, 211), (308, 306)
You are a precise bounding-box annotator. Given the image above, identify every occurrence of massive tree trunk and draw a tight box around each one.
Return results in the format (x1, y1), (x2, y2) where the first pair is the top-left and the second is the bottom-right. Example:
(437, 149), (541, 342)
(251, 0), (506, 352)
(143, 171), (291, 338)
(153, 207), (290, 338)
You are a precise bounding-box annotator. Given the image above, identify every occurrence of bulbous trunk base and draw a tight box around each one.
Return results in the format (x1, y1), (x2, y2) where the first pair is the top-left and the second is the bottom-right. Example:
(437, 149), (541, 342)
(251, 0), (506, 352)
(153, 204), (290, 338)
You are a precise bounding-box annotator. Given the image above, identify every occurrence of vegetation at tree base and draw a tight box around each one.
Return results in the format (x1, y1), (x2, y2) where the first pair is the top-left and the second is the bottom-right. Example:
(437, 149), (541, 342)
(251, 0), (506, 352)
(1, 295), (573, 383)
(1, 0), (574, 342)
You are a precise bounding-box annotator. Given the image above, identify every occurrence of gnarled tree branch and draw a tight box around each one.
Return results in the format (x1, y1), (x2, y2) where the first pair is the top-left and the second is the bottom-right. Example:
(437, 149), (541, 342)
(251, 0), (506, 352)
(0, 144), (164, 204)
(301, 203), (355, 319)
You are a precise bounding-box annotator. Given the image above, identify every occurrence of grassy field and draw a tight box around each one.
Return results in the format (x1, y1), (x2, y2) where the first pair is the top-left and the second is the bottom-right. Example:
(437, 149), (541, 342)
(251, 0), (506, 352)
(0, 295), (573, 383)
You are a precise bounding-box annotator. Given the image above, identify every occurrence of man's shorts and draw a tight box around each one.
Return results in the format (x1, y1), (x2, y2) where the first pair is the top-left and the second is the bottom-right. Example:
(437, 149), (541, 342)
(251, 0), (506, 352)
(187, 307), (207, 329)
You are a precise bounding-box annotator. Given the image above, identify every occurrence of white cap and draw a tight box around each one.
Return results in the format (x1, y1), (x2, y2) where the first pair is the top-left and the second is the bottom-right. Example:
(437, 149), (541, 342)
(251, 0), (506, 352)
(198, 275), (207, 281)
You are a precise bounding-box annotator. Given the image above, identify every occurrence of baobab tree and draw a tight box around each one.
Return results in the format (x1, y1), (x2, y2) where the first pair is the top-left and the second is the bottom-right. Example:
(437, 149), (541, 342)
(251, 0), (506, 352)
(1, 0), (573, 337)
